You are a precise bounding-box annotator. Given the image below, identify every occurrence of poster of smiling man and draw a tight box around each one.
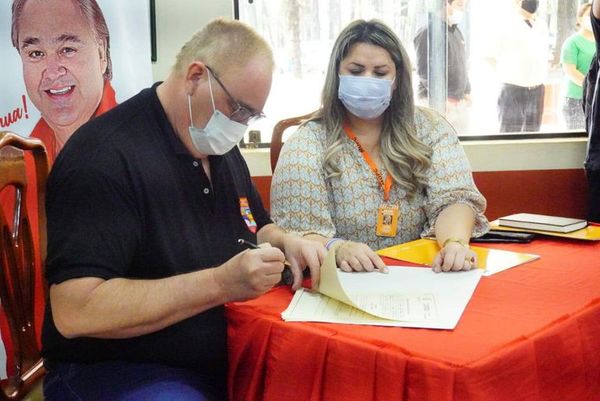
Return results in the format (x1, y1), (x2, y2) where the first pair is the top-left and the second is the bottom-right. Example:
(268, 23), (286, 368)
(0, 0), (153, 161)
(0, 0), (153, 380)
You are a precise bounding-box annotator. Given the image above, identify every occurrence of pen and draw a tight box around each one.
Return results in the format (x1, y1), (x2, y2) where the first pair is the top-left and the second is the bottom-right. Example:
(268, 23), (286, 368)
(237, 239), (294, 286)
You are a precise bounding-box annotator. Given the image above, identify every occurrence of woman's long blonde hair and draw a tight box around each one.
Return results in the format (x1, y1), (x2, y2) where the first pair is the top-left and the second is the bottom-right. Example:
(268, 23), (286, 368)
(311, 19), (432, 198)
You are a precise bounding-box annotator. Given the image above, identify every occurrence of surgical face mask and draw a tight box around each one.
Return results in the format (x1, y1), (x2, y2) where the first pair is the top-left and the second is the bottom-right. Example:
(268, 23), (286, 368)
(337, 75), (393, 120)
(521, 0), (539, 14)
(448, 10), (464, 26)
(187, 72), (248, 155)
(582, 17), (593, 31)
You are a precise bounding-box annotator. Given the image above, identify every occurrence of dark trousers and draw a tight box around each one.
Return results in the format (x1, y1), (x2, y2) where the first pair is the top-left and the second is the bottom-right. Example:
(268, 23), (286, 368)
(586, 168), (600, 223)
(497, 83), (545, 133)
(562, 97), (585, 130)
(43, 360), (226, 401)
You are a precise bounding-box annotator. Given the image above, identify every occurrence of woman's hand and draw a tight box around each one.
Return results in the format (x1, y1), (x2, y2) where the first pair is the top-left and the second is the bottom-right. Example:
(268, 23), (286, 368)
(335, 241), (388, 273)
(432, 241), (477, 273)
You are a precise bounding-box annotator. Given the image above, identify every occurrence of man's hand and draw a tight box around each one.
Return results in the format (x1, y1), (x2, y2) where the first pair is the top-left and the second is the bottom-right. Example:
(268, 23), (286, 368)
(213, 247), (285, 302)
(281, 234), (327, 291)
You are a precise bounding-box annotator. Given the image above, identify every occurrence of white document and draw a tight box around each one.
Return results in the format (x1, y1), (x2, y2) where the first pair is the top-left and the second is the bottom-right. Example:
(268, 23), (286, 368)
(282, 289), (428, 327)
(281, 247), (483, 330)
(0, 325), (6, 379)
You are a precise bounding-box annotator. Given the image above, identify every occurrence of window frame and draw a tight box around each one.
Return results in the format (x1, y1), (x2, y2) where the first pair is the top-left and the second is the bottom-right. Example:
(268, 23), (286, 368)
(232, 0), (589, 148)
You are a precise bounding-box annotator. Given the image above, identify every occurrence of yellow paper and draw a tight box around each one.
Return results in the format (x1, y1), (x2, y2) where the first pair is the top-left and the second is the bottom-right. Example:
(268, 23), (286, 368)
(317, 246), (357, 309)
(490, 220), (600, 241)
(376, 238), (539, 276)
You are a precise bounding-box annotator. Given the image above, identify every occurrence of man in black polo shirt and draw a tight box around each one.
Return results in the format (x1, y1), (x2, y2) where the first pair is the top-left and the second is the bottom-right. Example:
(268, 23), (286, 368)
(41, 18), (326, 401)
(587, 0), (600, 222)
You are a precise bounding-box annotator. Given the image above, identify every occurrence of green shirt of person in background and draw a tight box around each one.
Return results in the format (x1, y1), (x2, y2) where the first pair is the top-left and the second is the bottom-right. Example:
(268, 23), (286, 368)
(560, 2), (595, 130)
(561, 33), (595, 99)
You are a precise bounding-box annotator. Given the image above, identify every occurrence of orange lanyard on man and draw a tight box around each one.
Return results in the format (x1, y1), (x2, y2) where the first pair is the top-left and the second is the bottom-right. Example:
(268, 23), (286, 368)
(342, 121), (393, 202)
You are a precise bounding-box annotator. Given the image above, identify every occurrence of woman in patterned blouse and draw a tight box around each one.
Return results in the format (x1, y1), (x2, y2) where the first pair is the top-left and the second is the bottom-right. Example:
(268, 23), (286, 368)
(271, 19), (488, 279)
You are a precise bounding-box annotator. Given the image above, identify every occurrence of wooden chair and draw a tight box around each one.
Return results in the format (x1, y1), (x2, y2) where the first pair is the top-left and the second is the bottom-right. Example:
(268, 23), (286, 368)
(270, 112), (317, 173)
(0, 132), (49, 401)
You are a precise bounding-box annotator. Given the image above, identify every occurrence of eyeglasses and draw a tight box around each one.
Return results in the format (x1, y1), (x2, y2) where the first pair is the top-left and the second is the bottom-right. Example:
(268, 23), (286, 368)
(205, 65), (266, 124)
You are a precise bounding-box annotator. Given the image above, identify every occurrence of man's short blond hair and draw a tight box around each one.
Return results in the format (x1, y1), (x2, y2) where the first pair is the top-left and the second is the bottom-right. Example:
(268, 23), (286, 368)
(174, 18), (274, 76)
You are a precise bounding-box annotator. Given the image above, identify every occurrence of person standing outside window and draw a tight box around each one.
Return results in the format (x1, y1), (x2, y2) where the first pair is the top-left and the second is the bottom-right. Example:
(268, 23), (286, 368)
(414, 0), (471, 131)
(560, 3), (595, 130)
(487, 0), (549, 133)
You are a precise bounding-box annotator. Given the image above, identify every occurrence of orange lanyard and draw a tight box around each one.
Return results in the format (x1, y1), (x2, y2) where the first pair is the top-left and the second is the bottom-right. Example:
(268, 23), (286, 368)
(343, 122), (393, 202)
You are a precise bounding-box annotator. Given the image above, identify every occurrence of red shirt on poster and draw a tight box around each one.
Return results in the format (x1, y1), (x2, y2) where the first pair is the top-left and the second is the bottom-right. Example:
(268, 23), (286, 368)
(0, 81), (118, 376)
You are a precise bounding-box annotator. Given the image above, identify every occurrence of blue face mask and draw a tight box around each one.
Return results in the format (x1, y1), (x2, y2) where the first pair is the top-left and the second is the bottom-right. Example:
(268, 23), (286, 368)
(338, 75), (394, 120)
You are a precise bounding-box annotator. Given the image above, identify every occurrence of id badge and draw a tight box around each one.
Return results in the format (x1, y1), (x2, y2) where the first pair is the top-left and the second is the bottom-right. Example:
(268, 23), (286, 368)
(376, 204), (399, 237)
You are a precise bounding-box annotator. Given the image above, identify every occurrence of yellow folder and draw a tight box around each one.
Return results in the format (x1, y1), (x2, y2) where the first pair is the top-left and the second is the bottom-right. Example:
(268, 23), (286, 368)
(490, 220), (600, 241)
(377, 238), (539, 276)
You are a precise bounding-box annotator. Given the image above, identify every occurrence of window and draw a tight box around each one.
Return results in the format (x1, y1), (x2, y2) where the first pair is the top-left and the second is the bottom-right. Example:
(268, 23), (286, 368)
(236, 0), (591, 143)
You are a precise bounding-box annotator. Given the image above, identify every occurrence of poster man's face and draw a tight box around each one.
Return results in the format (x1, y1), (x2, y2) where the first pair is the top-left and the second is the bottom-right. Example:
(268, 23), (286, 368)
(17, 0), (107, 135)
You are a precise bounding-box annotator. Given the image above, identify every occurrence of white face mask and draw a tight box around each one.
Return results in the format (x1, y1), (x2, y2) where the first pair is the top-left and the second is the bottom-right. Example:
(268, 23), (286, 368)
(448, 9), (464, 26)
(188, 72), (248, 155)
(582, 17), (593, 31)
(338, 75), (393, 120)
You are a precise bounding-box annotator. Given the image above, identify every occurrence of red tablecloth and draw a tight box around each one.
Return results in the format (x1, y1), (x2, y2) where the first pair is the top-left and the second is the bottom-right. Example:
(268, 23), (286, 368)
(226, 238), (600, 401)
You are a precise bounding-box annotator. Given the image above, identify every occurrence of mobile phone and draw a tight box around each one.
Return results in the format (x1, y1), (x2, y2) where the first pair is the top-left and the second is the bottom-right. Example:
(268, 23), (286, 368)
(471, 230), (535, 243)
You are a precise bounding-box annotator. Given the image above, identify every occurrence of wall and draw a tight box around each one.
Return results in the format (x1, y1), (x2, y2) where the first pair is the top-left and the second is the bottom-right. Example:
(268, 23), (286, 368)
(152, 0), (232, 80)
(250, 172), (588, 222)
(464, 139), (588, 220)
(247, 138), (590, 221)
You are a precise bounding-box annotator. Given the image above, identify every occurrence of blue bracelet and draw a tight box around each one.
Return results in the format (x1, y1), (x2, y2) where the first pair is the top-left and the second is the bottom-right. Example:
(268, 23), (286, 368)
(325, 238), (343, 250)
